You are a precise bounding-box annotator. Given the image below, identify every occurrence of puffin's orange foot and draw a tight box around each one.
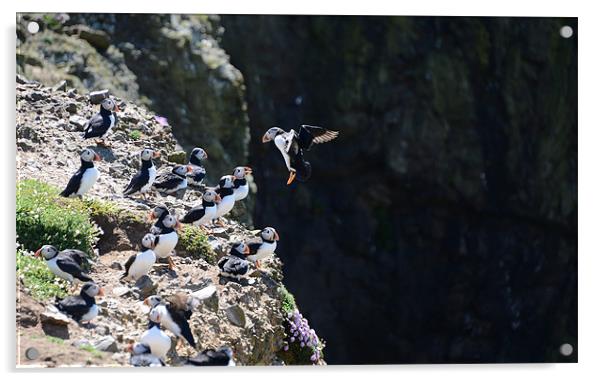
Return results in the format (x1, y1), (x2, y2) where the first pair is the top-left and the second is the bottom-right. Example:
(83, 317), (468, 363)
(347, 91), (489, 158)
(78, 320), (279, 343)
(255, 260), (261, 269)
(286, 171), (296, 185)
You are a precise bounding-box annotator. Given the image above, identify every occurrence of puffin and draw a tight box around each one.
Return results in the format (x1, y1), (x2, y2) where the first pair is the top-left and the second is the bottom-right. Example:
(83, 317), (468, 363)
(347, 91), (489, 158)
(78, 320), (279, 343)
(262, 125), (339, 185)
(121, 233), (157, 281)
(214, 175), (237, 223)
(60, 148), (102, 198)
(140, 307), (172, 359)
(123, 148), (161, 199)
(217, 242), (251, 281)
(187, 147), (208, 186)
(127, 342), (165, 367)
(144, 294), (196, 349)
(153, 214), (181, 270)
(246, 227), (279, 268)
(185, 347), (235, 366)
(188, 147), (208, 167)
(56, 282), (104, 323)
(35, 245), (93, 286)
(232, 166), (252, 201)
(179, 189), (221, 230)
(82, 97), (120, 146)
(187, 167), (207, 187)
(148, 205), (170, 235)
(152, 165), (193, 195)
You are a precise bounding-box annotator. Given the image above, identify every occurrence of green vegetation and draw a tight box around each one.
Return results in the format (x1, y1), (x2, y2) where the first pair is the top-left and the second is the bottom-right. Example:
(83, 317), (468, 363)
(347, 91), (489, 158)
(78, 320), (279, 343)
(16, 179), (98, 254)
(46, 336), (64, 345)
(279, 286), (297, 314)
(178, 225), (216, 264)
(128, 130), (142, 140)
(79, 343), (103, 358)
(17, 249), (68, 300)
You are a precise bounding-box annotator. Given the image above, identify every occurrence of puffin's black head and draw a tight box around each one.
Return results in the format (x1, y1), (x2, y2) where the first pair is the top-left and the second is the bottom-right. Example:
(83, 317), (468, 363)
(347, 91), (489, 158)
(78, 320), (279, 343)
(100, 98), (120, 112)
(261, 227), (280, 242)
(141, 233), (157, 250)
(148, 205), (169, 222)
(80, 148), (101, 163)
(190, 147), (208, 162)
(81, 282), (104, 298)
(172, 165), (193, 177)
(161, 214), (181, 231)
(230, 242), (250, 256)
(140, 148), (160, 162)
(144, 295), (162, 308)
(189, 166), (206, 177)
(35, 245), (58, 260)
(203, 189), (221, 203)
(218, 175), (236, 189)
(232, 166), (253, 179)
(262, 127), (284, 143)
(217, 346), (234, 359)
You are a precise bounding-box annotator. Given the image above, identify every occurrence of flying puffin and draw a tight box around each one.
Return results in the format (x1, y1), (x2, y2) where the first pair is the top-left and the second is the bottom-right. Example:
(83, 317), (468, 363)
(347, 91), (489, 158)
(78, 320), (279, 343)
(153, 214), (181, 270)
(122, 233), (157, 281)
(82, 97), (120, 146)
(148, 205), (170, 235)
(56, 282), (104, 323)
(123, 148), (160, 199)
(35, 245), (93, 286)
(218, 242), (251, 281)
(214, 175), (236, 223)
(144, 294), (196, 350)
(152, 165), (193, 195)
(127, 342), (165, 367)
(140, 307), (172, 359)
(184, 347), (235, 366)
(179, 189), (221, 231)
(60, 148), (102, 198)
(232, 166), (252, 201)
(246, 227), (279, 269)
(262, 125), (339, 185)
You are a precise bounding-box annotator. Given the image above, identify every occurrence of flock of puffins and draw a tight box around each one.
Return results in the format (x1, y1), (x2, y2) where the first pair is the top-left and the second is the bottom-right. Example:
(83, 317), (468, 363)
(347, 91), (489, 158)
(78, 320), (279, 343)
(31, 96), (339, 366)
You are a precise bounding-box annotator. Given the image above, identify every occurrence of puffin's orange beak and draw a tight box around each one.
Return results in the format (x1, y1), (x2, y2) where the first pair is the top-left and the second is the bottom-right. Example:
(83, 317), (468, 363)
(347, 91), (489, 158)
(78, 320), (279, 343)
(143, 298), (150, 306)
(114, 105), (121, 112)
(94, 153), (102, 161)
(153, 151), (161, 158)
(186, 165), (193, 173)
(274, 231), (280, 241)
(175, 220), (182, 231)
(243, 245), (250, 255)
(97, 288), (105, 297)
(147, 211), (156, 222)
(126, 343), (134, 353)
(34, 249), (42, 258)
(262, 134), (270, 143)
(286, 171), (296, 185)
(244, 167), (253, 175)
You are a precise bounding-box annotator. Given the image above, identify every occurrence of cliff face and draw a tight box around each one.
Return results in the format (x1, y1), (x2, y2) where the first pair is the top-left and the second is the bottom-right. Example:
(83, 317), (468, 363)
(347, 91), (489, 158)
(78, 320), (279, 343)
(220, 16), (577, 364)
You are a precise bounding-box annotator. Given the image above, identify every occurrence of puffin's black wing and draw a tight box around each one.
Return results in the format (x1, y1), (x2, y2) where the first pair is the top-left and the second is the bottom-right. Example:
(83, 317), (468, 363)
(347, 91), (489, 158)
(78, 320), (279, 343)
(56, 296), (90, 321)
(153, 173), (183, 191)
(59, 250), (88, 266)
(122, 254), (137, 278)
(220, 256), (249, 276)
(180, 206), (206, 224)
(55, 256), (92, 282)
(166, 304), (196, 347)
(186, 350), (230, 366)
(60, 168), (85, 197)
(83, 113), (110, 139)
(247, 241), (263, 256)
(123, 169), (149, 195)
(297, 125), (339, 151)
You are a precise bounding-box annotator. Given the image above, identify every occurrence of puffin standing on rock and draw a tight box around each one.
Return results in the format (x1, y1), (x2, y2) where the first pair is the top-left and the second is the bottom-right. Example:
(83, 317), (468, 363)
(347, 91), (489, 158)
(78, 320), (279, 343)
(127, 342), (165, 367)
(179, 189), (221, 231)
(232, 166), (252, 201)
(187, 147), (208, 186)
(246, 227), (279, 269)
(139, 307), (172, 359)
(214, 175), (237, 224)
(188, 147), (208, 167)
(218, 242), (252, 281)
(60, 148), (102, 198)
(82, 97), (120, 147)
(121, 233), (157, 281)
(123, 148), (160, 199)
(153, 214), (181, 270)
(56, 282), (104, 324)
(153, 165), (193, 195)
(144, 294), (196, 352)
(35, 245), (93, 289)
(262, 125), (339, 185)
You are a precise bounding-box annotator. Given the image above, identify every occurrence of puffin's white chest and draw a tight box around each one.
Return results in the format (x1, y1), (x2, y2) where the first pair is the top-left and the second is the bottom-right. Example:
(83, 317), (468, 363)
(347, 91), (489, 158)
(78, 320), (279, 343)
(77, 167), (100, 196)
(80, 304), (99, 322)
(47, 258), (73, 282)
(141, 166), (157, 193)
(195, 205), (217, 226)
(247, 241), (277, 262)
(157, 306), (181, 337)
(129, 249), (156, 279)
(141, 327), (171, 358)
(215, 195), (235, 218)
(234, 183), (249, 201)
(154, 231), (178, 258)
(274, 135), (292, 170)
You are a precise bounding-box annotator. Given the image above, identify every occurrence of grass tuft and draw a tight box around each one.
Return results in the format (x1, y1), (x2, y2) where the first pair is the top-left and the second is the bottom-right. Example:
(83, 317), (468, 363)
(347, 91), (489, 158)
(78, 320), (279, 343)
(128, 130), (142, 140)
(17, 249), (68, 300)
(178, 225), (216, 264)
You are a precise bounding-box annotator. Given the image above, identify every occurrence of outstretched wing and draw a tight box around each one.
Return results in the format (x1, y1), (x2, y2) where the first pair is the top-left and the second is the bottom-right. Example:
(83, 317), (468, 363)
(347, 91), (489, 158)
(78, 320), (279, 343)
(297, 125), (339, 151)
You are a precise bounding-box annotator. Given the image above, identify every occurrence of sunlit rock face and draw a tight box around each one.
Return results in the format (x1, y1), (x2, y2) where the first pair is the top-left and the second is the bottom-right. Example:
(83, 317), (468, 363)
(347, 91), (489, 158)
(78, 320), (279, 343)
(220, 15), (577, 364)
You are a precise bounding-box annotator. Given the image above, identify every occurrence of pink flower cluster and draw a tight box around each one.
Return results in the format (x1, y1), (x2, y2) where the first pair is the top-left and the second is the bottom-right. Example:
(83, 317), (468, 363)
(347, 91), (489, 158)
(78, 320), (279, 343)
(282, 310), (323, 364)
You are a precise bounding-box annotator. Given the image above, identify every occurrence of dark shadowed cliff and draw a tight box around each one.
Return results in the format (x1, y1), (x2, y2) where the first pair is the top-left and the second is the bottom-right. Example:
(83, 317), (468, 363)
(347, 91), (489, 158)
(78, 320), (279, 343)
(220, 16), (577, 364)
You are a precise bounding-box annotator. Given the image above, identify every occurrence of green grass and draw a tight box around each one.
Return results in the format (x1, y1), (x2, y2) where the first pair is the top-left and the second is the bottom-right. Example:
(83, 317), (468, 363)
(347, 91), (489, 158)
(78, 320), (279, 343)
(16, 179), (98, 254)
(79, 343), (103, 358)
(128, 130), (142, 140)
(47, 336), (64, 345)
(279, 286), (297, 314)
(17, 249), (68, 300)
(178, 225), (216, 264)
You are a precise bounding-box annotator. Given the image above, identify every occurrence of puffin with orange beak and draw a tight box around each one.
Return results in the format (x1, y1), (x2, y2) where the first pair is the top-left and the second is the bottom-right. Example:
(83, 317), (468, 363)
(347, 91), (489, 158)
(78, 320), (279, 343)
(121, 233), (157, 281)
(218, 242), (252, 281)
(124, 148), (161, 199)
(180, 189), (221, 231)
(56, 282), (104, 323)
(148, 205), (170, 235)
(82, 97), (120, 147)
(152, 214), (181, 270)
(246, 227), (280, 269)
(59, 148), (102, 198)
(232, 166), (253, 201)
(35, 245), (93, 289)
(262, 125), (338, 185)
(152, 164), (193, 195)
(138, 307), (172, 359)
